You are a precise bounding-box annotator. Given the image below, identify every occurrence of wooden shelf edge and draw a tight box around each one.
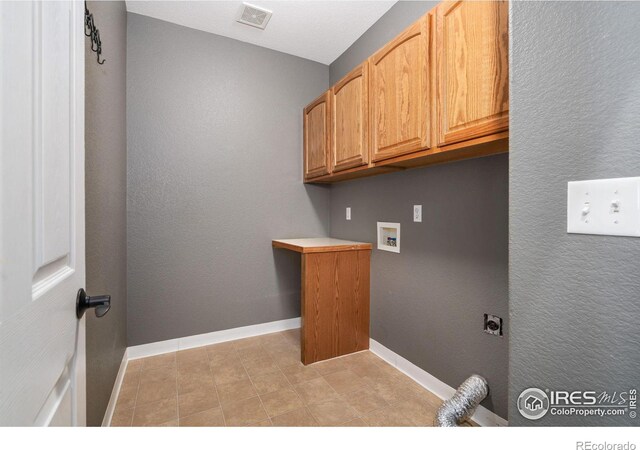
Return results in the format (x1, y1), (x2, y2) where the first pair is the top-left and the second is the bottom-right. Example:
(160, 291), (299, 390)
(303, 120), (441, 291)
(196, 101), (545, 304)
(305, 133), (508, 184)
(305, 164), (403, 184)
(376, 133), (509, 169)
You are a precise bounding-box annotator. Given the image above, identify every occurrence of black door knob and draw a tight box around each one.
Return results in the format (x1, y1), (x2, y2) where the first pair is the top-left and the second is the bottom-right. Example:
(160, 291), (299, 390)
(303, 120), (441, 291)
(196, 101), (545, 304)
(76, 288), (111, 318)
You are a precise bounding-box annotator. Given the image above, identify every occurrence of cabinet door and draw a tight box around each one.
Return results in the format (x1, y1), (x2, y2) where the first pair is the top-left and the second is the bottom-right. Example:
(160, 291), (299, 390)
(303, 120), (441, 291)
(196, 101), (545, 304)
(436, 1), (509, 146)
(370, 16), (430, 162)
(331, 62), (369, 172)
(303, 91), (330, 179)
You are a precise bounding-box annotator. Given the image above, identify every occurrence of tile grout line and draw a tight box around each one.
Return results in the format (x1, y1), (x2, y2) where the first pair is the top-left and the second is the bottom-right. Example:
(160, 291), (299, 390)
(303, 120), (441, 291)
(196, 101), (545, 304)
(129, 359), (144, 426)
(352, 355), (418, 424)
(310, 353), (425, 425)
(302, 357), (380, 425)
(349, 357), (402, 423)
(273, 332), (373, 426)
(173, 353), (180, 425)
(276, 339), (363, 426)
(310, 368), (360, 425)
(366, 354), (442, 425)
(274, 365), (311, 425)
(205, 348), (227, 427)
(130, 364), (141, 426)
(268, 335), (320, 426)
(242, 336), (280, 425)
(238, 341), (279, 426)
(203, 347), (224, 425)
(128, 354), (179, 426)
(254, 331), (315, 425)
(175, 348), (225, 426)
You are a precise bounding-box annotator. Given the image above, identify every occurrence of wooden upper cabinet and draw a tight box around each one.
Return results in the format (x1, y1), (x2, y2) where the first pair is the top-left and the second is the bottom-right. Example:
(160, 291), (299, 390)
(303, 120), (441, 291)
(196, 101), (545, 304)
(303, 91), (330, 179)
(369, 16), (430, 162)
(330, 62), (369, 172)
(436, 1), (509, 146)
(302, 1), (510, 184)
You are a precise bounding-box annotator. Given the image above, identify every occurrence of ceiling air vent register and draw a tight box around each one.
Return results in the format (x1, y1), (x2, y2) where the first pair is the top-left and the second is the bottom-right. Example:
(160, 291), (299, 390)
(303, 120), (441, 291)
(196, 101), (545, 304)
(236, 3), (272, 30)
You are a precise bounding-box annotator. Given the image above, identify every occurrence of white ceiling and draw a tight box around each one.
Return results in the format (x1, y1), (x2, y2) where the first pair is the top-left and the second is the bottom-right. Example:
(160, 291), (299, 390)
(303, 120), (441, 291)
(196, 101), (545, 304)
(125, 1), (397, 65)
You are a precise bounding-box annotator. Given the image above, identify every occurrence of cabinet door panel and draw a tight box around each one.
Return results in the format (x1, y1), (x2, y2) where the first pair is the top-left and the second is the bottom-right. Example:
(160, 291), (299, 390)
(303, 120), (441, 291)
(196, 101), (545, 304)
(331, 62), (368, 172)
(301, 250), (370, 364)
(304, 91), (330, 179)
(370, 16), (430, 162)
(437, 0), (509, 146)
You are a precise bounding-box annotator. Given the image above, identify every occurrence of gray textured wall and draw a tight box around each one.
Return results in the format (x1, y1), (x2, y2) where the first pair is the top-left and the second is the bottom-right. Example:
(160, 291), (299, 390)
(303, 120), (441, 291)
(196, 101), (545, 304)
(85, 1), (127, 427)
(328, 1), (508, 419)
(126, 13), (330, 346)
(509, 1), (640, 426)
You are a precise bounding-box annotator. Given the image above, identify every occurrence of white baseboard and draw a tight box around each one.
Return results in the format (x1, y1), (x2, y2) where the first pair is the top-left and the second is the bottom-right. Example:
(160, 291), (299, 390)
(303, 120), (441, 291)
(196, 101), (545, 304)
(127, 317), (301, 360)
(369, 339), (508, 427)
(101, 349), (129, 427)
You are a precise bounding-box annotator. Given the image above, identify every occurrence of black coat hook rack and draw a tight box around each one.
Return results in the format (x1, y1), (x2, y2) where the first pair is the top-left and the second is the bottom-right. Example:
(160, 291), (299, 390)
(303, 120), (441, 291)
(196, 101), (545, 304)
(84, 1), (105, 65)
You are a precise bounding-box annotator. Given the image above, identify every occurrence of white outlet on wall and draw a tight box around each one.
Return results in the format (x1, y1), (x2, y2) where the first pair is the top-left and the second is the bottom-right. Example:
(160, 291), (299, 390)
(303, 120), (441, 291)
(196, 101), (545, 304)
(567, 177), (640, 237)
(413, 205), (422, 222)
(346, 207), (351, 221)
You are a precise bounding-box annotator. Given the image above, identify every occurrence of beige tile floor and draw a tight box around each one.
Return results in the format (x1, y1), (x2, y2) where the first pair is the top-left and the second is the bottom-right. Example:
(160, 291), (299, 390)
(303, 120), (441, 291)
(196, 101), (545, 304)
(111, 328), (474, 427)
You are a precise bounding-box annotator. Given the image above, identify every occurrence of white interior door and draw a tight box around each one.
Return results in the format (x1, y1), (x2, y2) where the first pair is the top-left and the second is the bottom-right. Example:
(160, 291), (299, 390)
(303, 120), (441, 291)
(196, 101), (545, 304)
(1, 0), (86, 426)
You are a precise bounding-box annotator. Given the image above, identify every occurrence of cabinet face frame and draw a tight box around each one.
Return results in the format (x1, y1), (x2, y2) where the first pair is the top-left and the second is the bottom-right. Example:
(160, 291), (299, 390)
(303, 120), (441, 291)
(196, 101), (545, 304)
(436, 0), (509, 146)
(330, 62), (369, 173)
(303, 91), (331, 180)
(369, 15), (431, 163)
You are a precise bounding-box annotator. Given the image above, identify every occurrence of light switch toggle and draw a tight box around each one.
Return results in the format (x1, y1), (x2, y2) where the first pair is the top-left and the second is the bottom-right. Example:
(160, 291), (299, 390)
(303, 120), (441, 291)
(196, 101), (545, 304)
(581, 202), (590, 222)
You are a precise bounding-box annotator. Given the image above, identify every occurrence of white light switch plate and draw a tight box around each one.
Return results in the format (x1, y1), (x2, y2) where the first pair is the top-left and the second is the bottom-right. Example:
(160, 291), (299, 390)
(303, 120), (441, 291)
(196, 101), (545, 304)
(567, 177), (640, 237)
(346, 207), (351, 221)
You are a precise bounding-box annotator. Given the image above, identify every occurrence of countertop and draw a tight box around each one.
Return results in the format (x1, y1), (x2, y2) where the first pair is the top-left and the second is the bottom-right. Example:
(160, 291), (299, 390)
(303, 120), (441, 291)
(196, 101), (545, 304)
(272, 238), (373, 253)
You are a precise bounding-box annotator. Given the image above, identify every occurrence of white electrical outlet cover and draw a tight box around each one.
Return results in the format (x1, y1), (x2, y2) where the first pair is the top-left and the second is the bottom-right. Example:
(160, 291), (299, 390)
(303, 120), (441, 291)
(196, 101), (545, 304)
(413, 205), (422, 222)
(567, 177), (640, 237)
(346, 207), (351, 221)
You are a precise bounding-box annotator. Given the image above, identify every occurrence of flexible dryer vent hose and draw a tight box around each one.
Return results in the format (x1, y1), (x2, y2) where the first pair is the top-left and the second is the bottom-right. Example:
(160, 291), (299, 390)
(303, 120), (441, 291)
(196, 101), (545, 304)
(434, 374), (489, 427)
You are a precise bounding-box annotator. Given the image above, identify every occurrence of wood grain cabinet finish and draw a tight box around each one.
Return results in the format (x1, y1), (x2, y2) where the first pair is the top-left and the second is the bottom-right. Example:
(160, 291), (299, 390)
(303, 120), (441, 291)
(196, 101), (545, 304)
(302, 0), (510, 184)
(303, 91), (331, 180)
(301, 250), (370, 364)
(436, 0), (509, 146)
(369, 16), (430, 162)
(330, 62), (369, 172)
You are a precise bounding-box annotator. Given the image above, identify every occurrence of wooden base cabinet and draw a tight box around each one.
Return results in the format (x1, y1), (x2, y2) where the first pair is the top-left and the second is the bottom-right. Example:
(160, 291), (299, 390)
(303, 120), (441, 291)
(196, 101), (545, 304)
(436, 0), (509, 146)
(301, 249), (370, 364)
(369, 15), (431, 162)
(272, 238), (371, 365)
